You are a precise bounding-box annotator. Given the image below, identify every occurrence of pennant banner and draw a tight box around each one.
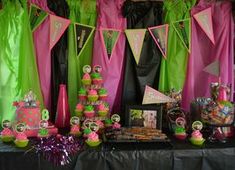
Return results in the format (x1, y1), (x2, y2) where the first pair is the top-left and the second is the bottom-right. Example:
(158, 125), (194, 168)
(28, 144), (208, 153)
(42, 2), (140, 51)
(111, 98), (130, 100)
(50, 14), (70, 49)
(74, 23), (95, 58)
(29, 4), (48, 32)
(100, 29), (121, 59)
(172, 18), (191, 52)
(193, 7), (215, 44)
(125, 29), (146, 65)
(142, 85), (175, 104)
(148, 24), (169, 59)
(203, 60), (220, 77)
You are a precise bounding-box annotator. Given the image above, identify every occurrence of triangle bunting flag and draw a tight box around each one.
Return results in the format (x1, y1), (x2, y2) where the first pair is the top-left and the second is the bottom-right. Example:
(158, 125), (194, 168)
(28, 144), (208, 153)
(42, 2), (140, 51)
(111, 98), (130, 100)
(172, 18), (191, 52)
(203, 60), (220, 77)
(74, 23), (95, 58)
(125, 29), (146, 65)
(142, 85), (175, 104)
(50, 14), (70, 49)
(193, 7), (215, 44)
(148, 24), (169, 59)
(100, 29), (121, 59)
(29, 4), (48, 32)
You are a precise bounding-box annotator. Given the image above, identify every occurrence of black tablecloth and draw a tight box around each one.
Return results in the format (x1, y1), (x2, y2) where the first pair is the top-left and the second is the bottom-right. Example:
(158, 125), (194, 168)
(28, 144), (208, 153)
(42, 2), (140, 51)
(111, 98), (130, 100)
(1, 138), (235, 170)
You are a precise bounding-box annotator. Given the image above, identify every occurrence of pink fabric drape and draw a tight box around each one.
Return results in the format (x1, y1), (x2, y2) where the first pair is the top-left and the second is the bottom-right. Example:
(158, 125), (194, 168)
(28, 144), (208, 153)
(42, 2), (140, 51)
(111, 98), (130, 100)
(92, 0), (126, 113)
(29, 0), (53, 112)
(182, 0), (234, 111)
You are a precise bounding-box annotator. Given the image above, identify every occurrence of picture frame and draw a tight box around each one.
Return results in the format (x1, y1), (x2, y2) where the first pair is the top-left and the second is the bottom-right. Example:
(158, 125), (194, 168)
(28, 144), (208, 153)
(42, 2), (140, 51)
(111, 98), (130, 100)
(125, 104), (163, 130)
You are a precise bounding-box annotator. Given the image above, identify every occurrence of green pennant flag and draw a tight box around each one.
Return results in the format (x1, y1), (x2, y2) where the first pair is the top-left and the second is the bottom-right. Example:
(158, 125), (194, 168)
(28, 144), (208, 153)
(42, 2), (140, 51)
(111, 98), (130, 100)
(29, 4), (48, 32)
(101, 29), (120, 59)
(74, 23), (95, 58)
(172, 18), (191, 52)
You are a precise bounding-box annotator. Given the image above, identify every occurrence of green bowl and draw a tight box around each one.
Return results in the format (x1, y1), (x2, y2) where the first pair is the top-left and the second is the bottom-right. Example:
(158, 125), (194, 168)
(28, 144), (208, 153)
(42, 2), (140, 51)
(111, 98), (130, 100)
(189, 138), (205, 146)
(14, 140), (29, 148)
(1, 136), (14, 143)
(85, 140), (101, 147)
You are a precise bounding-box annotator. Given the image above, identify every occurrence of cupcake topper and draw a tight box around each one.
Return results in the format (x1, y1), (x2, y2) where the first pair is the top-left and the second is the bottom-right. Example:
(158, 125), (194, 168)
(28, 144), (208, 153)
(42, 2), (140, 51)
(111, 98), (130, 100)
(23, 91), (37, 107)
(2, 120), (11, 129)
(83, 65), (91, 74)
(83, 119), (93, 129)
(70, 116), (80, 126)
(39, 120), (49, 129)
(93, 65), (102, 73)
(175, 117), (186, 128)
(89, 122), (99, 132)
(111, 114), (121, 123)
(15, 123), (26, 133)
(41, 109), (49, 121)
(192, 121), (203, 131)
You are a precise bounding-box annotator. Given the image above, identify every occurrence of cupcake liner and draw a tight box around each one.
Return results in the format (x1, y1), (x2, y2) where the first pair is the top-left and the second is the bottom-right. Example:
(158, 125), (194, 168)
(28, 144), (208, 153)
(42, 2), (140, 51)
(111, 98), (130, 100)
(75, 110), (83, 117)
(99, 95), (107, 101)
(88, 95), (99, 102)
(92, 79), (103, 85)
(82, 79), (91, 85)
(84, 111), (95, 118)
(14, 139), (29, 147)
(1, 136), (14, 143)
(85, 140), (101, 147)
(98, 110), (108, 117)
(78, 95), (87, 101)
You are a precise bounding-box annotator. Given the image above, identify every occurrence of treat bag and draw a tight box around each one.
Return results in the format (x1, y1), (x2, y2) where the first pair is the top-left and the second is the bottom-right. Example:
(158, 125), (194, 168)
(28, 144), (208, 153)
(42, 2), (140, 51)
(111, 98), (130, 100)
(92, 0), (126, 113)
(47, 0), (69, 120)
(158, 0), (196, 92)
(182, 0), (234, 111)
(55, 84), (70, 128)
(121, 1), (162, 118)
(0, 0), (44, 122)
(29, 0), (52, 112)
(67, 0), (97, 115)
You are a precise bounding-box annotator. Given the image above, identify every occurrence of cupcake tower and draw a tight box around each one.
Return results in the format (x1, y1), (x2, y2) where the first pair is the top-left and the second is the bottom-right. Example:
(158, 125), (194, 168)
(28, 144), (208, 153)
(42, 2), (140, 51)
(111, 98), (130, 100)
(75, 65), (109, 121)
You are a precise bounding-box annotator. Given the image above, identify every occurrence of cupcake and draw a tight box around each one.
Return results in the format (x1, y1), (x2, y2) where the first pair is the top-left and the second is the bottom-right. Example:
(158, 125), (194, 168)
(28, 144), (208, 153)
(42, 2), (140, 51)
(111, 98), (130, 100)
(85, 132), (101, 147)
(75, 103), (84, 117)
(14, 133), (29, 147)
(112, 122), (121, 129)
(91, 72), (103, 85)
(98, 88), (108, 100)
(105, 119), (113, 128)
(83, 128), (92, 138)
(78, 88), (87, 101)
(82, 73), (91, 85)
(174, 127), (187, 140)
(70, 125), (81, 137)
(96, 120), (105, 134)
(97, 103), (109, 117)
(1, 128), (14, 142)
(88, 90), (99, 102)
(189, 130), (205, 146)
(84, 105), (95, 118)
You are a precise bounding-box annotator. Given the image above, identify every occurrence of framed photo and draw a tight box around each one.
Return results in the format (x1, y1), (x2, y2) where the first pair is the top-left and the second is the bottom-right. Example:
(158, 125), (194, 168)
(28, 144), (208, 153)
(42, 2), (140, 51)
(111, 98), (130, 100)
(125, 104), (163, 130)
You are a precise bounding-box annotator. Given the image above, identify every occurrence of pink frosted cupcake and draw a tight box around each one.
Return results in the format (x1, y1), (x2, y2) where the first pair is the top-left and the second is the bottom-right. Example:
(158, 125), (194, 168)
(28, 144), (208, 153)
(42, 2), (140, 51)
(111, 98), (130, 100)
(98, 88), (108, 100)
(88, 90), (99, 102)
(70, 125), (81, 136)
(97, 103), (109, 117)
(14, 133), (29, 147)
(78, 88), (87, 101)
(82, 73), (91, 85)
(84, 105), (95, 118)
(91, 73), (103, 85)
(190, 130), (205, 146)
(83, 128), (92, 138)
(75, 103), (84, 117)
(112, 122), (121, 129)
(85, 132), (101, 147)
(1, 128), (14, 142)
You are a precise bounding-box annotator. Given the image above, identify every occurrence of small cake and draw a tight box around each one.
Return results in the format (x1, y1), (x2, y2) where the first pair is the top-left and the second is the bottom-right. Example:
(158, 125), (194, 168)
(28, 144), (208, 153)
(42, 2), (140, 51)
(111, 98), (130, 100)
(174, 127), (187, 140)
(70, 125), (81, 136)
(83, 128), (92, 138)
(14, 133), (29, 147)
(85, 132), (101, 147)
(78, 88), (87, 101)
(91, 72), (103, 85)
(1, 128), (14, 142)
(88, 90), (99, 102)
(190, 130), (205, 146)
(112, 122), (121, 129)
(75, 103), (84, 117)
(105, 119), (113, 128)
(98, 88), (108, 100)
(84, 105), (95, 118)
(82, 73), (91, 85)
(97, 103), (108, 117)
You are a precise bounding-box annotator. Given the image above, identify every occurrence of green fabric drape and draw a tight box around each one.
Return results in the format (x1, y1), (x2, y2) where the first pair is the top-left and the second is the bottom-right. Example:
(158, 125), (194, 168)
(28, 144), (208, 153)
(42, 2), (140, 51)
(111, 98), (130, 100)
(158, 0), (196, 92)
(67, 0), (97, 115)
(0, 0), (44, 122)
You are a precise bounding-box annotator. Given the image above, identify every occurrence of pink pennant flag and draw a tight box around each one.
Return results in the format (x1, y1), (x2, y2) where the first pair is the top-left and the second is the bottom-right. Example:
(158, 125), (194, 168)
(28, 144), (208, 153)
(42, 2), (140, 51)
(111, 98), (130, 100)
(125, 29), (146, 65)
(142, 85), (175, 104)
(193, 7), (215, 44)
(148, 24), (169, 59)
(49, 14), (70, 49)
(203, 60), (220, 77)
